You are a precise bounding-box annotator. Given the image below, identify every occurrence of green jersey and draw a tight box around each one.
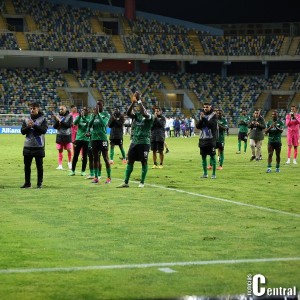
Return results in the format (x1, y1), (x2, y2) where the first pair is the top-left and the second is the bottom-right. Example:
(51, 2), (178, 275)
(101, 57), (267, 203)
(266, 119), (284, 144)
(89, 111), (110, 141)
(238, 115), (250, 133)
(217, 117), (228, 143)
(131, 112), (154, 145)
(74, 114), (91, 142)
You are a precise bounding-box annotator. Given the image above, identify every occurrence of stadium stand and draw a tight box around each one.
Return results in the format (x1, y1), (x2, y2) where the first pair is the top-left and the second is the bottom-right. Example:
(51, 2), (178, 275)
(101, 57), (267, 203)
(199, 35), (285, 56)
(168, 72), (287, 126)
(72, 70), (164, 113)
(0, 0), (299, 128)
(0, 68), (65, 125)
(0, 32), (19, 50)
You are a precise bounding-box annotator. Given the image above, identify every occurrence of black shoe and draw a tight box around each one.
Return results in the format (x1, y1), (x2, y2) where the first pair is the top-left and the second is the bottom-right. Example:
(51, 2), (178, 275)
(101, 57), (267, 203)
(166, 148), (169, 153)
(250, 156), (255, 161)
(37, 184), (42, 189)
(20, 183), (31, 188)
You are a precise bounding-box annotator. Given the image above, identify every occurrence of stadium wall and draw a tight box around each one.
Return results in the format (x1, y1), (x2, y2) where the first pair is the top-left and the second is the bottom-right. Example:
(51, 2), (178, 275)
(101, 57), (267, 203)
(0, 57), (68, 69)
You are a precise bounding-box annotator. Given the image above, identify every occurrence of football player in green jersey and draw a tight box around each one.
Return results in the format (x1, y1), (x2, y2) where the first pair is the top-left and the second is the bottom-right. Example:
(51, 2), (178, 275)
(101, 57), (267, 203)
(236, 109), (250, 154)
(68, 107), (90, 177)
(265, 110), (284, 173)
(207, 109), (228, 170)
(216, 109), (228, 169)
(87, 100), (111, 184)
(117, 91), (154, 188)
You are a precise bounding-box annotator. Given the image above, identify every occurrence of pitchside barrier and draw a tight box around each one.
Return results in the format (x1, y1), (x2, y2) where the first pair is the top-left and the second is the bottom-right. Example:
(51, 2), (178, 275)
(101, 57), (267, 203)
(0, 126), (111, 135)
(0, 114), (287, 136)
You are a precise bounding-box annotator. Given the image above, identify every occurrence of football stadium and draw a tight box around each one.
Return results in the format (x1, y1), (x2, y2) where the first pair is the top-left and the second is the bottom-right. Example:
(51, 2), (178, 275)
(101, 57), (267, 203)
(0, 0), (299, 299)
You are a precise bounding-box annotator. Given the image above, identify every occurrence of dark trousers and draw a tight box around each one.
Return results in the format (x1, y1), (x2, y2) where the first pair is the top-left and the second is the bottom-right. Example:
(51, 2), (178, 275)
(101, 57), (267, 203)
(72, 140), (89, 172)
(24, 155), (43, 185)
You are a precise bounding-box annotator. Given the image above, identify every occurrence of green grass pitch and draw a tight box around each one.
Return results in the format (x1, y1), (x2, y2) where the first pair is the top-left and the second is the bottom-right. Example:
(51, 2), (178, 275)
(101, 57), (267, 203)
(0, 133), (299, 299)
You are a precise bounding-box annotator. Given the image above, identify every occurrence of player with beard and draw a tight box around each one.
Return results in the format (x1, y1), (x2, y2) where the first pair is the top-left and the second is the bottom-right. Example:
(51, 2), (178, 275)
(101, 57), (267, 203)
(196, 103), (218, 179)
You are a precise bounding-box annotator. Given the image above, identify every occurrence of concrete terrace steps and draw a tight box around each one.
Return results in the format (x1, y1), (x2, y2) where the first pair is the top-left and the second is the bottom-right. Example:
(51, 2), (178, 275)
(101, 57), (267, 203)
(4, 0), (15, 14)
(188, 31), (204, 55)
(160, 75), (175, 90)
(25, 15), (38, 31)
(63, 73), (81, 88)
(90, 17), (103, 34)
(111, 35), (125, 53)
(280, 75), (294, 90)
(0, 15), (7, 30)
(15, 32), (29, 50)
(254, 91), (269, 109)
(56, 88), (70, 107)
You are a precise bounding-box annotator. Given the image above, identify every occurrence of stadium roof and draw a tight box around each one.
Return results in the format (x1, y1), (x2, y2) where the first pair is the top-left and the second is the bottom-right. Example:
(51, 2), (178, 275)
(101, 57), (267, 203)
(81, 0), (300, 24)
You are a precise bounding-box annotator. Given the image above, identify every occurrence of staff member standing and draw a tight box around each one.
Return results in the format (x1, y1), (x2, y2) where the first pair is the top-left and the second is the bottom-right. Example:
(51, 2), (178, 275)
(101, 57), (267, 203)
(20, 102), (48, 189)
(108, 107), (127, 165)
(248, 110), (266, 161)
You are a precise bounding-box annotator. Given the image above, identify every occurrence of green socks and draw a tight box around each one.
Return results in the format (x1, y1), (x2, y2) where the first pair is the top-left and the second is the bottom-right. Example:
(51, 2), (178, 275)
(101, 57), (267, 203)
(141, 164), (148, 184)
(110, 148), (114, 161)
(121, 148), (126, 159)
(124, 164), (134, 184)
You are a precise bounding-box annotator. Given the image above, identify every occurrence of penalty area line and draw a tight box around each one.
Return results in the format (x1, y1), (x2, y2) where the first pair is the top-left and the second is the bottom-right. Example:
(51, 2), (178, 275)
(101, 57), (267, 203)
(113, 178), (299, 218)
(144, 182), (300, 218)
(0, 257), (299, 275)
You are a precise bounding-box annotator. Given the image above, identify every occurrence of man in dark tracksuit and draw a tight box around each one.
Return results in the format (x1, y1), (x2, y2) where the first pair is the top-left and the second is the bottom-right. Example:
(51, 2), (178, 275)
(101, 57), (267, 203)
(151, 107), (166, 169)
(196, 102), (218, 179)
(20, 103), (48, 189)
(108, 108), (126, 164)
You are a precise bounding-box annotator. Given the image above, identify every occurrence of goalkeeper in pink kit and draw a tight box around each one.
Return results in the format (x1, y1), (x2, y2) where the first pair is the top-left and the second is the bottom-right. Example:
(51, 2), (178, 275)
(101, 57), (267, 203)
(285, 105), (300, 164)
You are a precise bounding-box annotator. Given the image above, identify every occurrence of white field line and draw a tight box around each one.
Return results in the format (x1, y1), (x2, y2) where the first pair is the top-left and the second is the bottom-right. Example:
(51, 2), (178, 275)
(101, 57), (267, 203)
(121, 179), (300, 218)
(0, 257), (299, 275)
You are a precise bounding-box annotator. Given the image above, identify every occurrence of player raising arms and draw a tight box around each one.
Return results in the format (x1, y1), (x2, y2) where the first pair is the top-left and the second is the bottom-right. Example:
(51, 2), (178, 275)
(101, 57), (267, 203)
(117, 91), (154, 188)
